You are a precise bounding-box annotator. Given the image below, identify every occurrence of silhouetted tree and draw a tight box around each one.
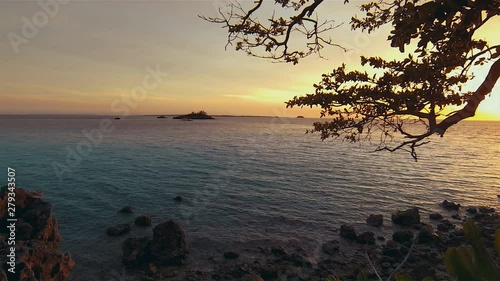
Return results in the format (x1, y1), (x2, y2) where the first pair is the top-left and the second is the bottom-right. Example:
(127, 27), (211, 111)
(204, 0), (500, 160)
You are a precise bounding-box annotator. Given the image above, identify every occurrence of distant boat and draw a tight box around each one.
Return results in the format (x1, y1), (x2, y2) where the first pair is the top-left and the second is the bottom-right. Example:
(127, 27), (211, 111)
(157, 115), (167, 119)
(114, 117), (121, 120)
(297, 116), (305, 118)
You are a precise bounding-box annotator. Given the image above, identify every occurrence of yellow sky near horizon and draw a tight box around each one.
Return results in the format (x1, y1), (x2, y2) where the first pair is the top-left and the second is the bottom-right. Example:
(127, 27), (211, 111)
(0, 1), (499, 120)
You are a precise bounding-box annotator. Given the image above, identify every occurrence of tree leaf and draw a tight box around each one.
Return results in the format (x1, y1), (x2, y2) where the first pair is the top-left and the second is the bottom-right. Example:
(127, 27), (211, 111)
(444, 246), (480, 281)
(463, 220), (500, 279)
(356, 270), (368, 281)
(394, 272), (413, 281)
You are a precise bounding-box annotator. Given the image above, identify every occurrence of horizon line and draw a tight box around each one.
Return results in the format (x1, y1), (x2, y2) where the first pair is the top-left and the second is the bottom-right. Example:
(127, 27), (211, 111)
(0, 113), (499, 122)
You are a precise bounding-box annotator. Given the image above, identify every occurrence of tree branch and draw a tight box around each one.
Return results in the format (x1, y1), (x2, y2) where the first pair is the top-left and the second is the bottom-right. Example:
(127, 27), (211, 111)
(435, 59), (500, 136)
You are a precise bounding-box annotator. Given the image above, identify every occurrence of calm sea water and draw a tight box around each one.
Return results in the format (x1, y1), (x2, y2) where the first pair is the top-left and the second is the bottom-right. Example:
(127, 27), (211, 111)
(1, 115), (499, 278)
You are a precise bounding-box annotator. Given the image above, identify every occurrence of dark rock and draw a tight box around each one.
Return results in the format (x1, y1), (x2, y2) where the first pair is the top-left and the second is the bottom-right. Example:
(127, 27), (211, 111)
(400, 245), (410, 255)
(410, 265), (436, 280)
(224, 251), (239, 259)
(122, 237), (151, 267)
(163, 268), (178, 278)
(106, 224), (131, 237)
(377, 236), (386, 241)
(381, 262), (392, 269)
(393, 230), (414, 243)
(466, 207), (478, 214)
(173, 196), (183, 202)
(437, 219), (455, 232)
(392, 207), (420, 226)
(366, 214), (383, 227)
(290, 254), (312, 268)
(0, 187), (43, 218)
(149, 220), (189, 265)
(451, 214), (461, 220)
(135, 215), (152, 227)
(441, 200), (460, 211)
(228, 264), (251, 278)
(357, 231), (375, 245)
(429, 213), (443, 220)
(479, 206), (495, 214)
(19, 201), (61, 243)
(259, 266), (279, 279)
(446, 235), (465, 247)
(122, 221), (188, 267)
(242, 274), (264, 281)
(119, 206), (134, 214)
(339, 224), (358, 240)
(14, 241), (75, 281)
(147, 263), (158, 275)
(16, 221), (33, 240)
(322, 240), (340, 254)
(382, 242), (401, 257)
(452, 228), (465, 237)
(271, 246), (288, 257)
(418, 224), (438, 243)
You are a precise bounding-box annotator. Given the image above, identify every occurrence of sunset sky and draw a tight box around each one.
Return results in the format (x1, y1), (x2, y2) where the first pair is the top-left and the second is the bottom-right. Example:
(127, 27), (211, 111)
(1, 0), (499, 119)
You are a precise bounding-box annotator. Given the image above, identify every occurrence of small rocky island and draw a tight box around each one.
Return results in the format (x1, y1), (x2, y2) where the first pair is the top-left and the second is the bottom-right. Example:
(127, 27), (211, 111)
(173, 111), (214, 120)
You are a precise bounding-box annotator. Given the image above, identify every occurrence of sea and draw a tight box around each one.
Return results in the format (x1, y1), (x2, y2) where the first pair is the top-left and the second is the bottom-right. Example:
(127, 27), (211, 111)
(0, 115), (499, 279)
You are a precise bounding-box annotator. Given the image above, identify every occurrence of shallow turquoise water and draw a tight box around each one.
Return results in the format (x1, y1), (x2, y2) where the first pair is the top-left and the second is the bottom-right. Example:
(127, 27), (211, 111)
(1, 115), (499, 278)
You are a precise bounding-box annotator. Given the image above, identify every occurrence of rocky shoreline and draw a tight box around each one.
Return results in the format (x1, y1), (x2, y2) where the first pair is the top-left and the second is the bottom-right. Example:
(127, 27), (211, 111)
(0, 187), (74, 281)
(1, 188), (499, 281)
(110, 202), (498, 281)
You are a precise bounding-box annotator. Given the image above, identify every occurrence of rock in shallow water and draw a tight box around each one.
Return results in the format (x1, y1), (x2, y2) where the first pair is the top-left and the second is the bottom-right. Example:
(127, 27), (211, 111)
(357, 231), (375, 245)
(119, 206), (134, 214)
(429, 213), (443, 221)
(223, 251), (239, 259)
(122, 236), (151, 267)
(466, 207), (478, 214)
(478, 206), (495, 214)
(441, 200), (460, 211)
(150, 220), (189, 265)
(322, 240), (340, 255)
(437, 220), (455, 232)
(418, 224), (439, 243)
(106, 224), (131, 236)
(135, 215), (152, 227)
(122, 220), (189, 268)
(392, 207), (420, 226)
(340, 224), (358, 240)
(366, 214), (383, 227)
